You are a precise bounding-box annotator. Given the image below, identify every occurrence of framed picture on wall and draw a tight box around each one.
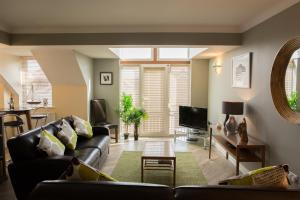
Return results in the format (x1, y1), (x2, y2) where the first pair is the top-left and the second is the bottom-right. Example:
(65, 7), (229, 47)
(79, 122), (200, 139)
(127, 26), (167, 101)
(100, 72), (113, 85)
(232, 52), (252, 88)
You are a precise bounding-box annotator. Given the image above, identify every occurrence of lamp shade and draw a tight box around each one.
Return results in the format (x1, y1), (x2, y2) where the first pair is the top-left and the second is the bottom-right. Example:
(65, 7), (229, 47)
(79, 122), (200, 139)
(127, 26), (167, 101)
(222, 101), (244, 115)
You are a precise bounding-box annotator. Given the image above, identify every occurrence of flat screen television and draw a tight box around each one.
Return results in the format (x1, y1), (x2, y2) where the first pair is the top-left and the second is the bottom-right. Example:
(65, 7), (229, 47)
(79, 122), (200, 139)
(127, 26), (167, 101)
(179, 106), (208, 130)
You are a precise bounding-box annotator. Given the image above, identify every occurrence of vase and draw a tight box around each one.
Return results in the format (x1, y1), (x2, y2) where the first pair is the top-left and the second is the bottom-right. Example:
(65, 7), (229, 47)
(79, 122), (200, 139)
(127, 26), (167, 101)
(134, 124), (138, 141)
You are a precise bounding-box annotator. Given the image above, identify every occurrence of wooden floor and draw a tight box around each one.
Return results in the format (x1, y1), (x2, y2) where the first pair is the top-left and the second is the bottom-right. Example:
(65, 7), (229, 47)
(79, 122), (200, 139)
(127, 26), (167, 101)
(0, 137), (235, 200)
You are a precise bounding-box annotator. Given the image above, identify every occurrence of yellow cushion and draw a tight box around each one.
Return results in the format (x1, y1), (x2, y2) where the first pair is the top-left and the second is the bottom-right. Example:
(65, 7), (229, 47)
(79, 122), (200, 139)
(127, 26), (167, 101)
(219, 165), (289, 188)
(72, 115), (93, 138)
(65, 158), (117, 182)
(57, 119), (78, 150)
(37, 130), (65, 156)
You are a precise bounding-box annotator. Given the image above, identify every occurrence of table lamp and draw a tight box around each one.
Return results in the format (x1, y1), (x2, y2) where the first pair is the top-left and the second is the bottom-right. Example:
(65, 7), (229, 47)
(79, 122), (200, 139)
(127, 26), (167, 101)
(222, 101), (244, 128)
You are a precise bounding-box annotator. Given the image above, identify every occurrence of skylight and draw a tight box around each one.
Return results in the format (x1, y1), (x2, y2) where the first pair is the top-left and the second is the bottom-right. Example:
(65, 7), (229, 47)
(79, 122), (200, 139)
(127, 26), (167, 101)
(158, 48), (207, 60)
(109, 47), (207, 60)
(110, 48), (152, 60)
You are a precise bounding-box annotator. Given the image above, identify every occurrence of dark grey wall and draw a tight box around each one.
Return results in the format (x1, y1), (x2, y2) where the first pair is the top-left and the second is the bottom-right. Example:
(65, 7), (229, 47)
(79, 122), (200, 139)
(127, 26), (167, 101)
(208, 3), (300, 174)
(93, 59), (120, 125)
(0, 30), (10, 45)
(9, 32), (241, 46)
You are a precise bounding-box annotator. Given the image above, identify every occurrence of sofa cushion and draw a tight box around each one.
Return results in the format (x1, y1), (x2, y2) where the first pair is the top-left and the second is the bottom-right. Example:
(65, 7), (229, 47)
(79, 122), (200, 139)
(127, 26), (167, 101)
(30, 181), (173, 200)
(76, 135), (110, 154)
(37, 130), (65, 156)
(56, 119), (78, 150)
(72, 115), (93, 138)
(7, 123), (58, 162)
(65, 148), (100, 168)
(64, 157), (116, 181)
(174, 185), (300, 200)
(219, 165), (289, 188)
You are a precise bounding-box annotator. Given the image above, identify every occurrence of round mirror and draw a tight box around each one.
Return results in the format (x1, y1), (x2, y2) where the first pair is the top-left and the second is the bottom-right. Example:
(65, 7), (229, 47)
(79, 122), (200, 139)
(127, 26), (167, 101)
(285, 49), (300, 112)
(271, 37), (300, 124)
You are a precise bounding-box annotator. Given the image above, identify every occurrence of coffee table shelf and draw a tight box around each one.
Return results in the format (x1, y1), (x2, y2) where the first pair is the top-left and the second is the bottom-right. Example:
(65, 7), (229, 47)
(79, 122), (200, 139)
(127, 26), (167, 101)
(141, 141), (176, 186)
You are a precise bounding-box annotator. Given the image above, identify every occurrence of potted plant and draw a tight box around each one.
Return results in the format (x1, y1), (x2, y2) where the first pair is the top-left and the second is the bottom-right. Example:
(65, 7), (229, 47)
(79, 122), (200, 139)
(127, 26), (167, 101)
(128, 107), (148, 141)
(119, 94), (133, 140)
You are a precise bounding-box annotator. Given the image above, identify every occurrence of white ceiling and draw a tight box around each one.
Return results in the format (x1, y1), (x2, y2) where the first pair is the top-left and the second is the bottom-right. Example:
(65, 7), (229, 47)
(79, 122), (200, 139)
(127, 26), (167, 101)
(0, 0), (299, 33)
(0, 45), (238, 59)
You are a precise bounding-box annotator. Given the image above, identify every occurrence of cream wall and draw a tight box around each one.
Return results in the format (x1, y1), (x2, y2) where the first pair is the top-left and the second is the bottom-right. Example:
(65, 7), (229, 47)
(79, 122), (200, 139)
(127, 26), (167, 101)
(191, 59), (209, 108)
(75, 52), (94, 120)
(0, 52), (22, 105)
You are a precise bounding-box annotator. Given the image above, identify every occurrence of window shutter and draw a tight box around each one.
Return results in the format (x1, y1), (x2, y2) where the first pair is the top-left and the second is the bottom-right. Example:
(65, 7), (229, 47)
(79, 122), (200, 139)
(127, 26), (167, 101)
(120, 65), (140, 133)
(21, 58), (52, 107)
(142, 67), (167, 134)
(168, 65), (191, 134)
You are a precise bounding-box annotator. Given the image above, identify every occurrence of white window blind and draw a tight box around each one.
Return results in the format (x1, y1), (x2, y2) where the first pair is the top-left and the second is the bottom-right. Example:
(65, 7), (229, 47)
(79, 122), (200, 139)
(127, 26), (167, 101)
(21, 58), (52, 107)
(142, 67), (167, 134)
(168, 65), (191, 134)
(120, 65), (140, 133)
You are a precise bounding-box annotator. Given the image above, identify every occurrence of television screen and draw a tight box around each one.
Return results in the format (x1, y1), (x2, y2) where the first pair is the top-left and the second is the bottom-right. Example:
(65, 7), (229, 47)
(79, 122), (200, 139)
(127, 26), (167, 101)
(179, 106), (208, 130)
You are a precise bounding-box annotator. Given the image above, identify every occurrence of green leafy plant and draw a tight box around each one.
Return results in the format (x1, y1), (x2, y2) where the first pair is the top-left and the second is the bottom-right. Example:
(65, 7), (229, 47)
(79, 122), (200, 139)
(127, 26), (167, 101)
(118, 93), (134, 135)
(288, 91), (298, 111)
(128, 107), (148, 140)
(118, 93), (148, 140)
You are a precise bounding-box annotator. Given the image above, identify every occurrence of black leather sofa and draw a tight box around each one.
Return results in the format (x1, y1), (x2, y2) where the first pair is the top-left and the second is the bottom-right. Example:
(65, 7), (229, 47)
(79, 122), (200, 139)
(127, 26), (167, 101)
(7, 116), (110, 200)
(30, 180), (300, 200)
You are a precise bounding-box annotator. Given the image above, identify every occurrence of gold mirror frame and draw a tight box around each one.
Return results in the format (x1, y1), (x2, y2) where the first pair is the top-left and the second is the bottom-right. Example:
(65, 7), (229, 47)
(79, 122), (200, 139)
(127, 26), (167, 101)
(271, 36), (300, 124)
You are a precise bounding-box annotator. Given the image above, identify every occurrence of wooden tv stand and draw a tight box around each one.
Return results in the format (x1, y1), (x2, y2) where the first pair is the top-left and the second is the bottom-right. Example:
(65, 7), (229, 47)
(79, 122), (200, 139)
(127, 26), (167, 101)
(208, 127), (265, 175)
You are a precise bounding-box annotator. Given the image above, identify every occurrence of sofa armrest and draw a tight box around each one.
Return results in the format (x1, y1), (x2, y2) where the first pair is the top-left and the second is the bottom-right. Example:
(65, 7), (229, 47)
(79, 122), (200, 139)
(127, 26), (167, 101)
(8, 156), (73, 200)
(92, 126), (110, 136)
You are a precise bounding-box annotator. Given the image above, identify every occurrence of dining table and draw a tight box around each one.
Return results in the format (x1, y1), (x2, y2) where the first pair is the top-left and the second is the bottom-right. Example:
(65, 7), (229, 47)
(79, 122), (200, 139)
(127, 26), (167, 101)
(0, 107), (34, 131)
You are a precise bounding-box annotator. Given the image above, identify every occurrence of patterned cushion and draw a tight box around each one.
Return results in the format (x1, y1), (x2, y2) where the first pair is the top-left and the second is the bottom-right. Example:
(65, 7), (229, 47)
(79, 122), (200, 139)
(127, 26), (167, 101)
(37, 130), (65, 156)
(252, 165), (289, 187)
(72, 115), (93, 138)
(64, 157), (117, 181)
(219, 165), (289, 188)
(57, 119), (78, 150)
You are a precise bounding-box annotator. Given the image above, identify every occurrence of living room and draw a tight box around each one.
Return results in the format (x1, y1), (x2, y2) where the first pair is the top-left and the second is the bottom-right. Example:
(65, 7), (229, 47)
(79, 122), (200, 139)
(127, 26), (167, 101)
(1, 1), (300, 200)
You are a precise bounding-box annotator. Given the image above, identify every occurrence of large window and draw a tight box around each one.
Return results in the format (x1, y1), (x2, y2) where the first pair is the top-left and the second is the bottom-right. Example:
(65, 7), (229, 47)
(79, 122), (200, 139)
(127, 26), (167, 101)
(120, 65), (140, 133)
(110, 48), (153, 60)
(21, 58), (52, 107)
(120, 65), (190, 135)
(168, 65), (191, 133)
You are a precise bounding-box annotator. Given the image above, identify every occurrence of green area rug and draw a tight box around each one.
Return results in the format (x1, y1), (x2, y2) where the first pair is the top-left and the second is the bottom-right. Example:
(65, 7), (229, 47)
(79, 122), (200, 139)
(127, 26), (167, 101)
(111, 151), (207, 187)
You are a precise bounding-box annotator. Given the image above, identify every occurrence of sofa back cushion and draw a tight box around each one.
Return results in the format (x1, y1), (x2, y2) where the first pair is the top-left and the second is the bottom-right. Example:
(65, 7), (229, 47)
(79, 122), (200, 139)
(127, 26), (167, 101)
(30, 181), (173, 200)
(7, 123), (58, 163)
(174, 185), (300, 200)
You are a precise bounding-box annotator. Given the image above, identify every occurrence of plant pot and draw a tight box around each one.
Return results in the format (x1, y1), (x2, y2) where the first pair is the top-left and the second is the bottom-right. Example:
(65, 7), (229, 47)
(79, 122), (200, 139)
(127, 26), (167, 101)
(134, 124), (138, 141)
(124, 133), (129, 140)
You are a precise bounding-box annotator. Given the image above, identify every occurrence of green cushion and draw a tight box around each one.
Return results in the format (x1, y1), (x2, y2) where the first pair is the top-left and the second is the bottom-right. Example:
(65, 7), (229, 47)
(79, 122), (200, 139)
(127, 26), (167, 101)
(57, 119), (78, 150)
(219, 165), (288, 186)
(37, 130), (65, 156)
(65, 158), (117, 182)
(72, 115), (93, 138)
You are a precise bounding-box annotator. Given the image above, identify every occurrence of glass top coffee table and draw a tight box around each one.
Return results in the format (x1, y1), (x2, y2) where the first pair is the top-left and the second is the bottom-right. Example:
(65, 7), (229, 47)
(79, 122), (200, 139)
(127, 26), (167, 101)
(141, 141), (176, 186)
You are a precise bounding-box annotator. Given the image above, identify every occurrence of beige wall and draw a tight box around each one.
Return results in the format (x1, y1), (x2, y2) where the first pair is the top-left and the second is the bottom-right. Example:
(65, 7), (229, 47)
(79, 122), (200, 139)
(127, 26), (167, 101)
(93, 59), (120, 124)
(191, 59), (209, 108)
(52, 85), (87, 119)
(208, 3), (300, 174)
(32, 49), (92, 120)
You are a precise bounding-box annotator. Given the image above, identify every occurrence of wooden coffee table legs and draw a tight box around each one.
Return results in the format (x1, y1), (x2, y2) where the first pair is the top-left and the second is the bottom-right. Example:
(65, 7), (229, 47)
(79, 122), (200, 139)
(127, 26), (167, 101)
(141, 157), (176, 187)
